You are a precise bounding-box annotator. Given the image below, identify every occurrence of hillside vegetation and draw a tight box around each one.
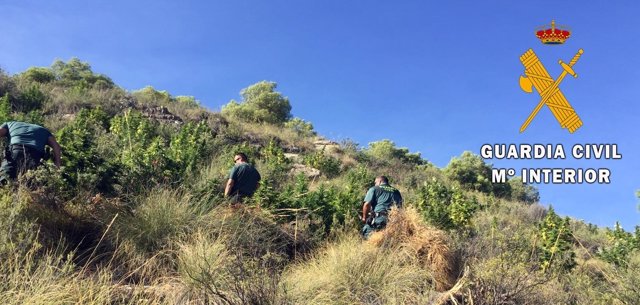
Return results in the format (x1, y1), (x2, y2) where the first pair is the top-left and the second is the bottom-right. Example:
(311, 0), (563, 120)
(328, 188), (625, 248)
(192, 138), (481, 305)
(0, 58), (639, 304)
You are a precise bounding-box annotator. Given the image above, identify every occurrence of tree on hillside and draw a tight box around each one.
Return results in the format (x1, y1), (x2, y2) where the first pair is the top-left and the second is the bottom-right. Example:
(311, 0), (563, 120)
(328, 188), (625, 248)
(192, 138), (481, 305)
(444, 151), (492, 193)
(508, 177), (540, 203)
(50, 58), (114, 89)
(365, 139), (424, 165)
(221, 81), (292, 124)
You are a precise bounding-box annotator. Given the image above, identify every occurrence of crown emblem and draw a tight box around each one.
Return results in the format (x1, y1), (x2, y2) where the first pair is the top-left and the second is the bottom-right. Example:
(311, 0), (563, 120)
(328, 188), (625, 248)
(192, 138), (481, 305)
(536, 20), (571, 44)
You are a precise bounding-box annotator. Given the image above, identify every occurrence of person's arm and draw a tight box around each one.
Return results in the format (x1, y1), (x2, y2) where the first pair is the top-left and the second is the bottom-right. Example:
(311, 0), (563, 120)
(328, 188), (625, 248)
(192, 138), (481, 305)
(47, 136), (61, 167)
(362, 187), (375, 222)
(225, 179), (234, 197)
(362, 201), (372, 223)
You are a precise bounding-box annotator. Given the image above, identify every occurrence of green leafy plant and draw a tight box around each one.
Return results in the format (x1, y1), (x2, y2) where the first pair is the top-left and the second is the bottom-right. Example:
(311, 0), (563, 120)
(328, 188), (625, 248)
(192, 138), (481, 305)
(56, 108), (118, 194)
(365, 139), (424, 165)
(303, 149), (341, 178)
(599, 222), (639, 268)
(445, 151), (492, 193)
(537, 207), (576, 272)
(416, 178), (478, 230)
(221, 81), (292, 124)
(284, 117), (315, 136)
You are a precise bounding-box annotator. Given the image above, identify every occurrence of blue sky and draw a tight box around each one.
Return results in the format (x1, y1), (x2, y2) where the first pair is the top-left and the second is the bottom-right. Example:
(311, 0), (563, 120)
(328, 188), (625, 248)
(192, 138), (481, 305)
(1, 0), (638, 228)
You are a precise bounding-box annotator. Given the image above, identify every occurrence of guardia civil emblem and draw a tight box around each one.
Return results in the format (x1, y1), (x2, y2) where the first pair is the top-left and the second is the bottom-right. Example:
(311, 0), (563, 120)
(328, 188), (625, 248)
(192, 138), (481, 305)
(518, 20), (583, 133)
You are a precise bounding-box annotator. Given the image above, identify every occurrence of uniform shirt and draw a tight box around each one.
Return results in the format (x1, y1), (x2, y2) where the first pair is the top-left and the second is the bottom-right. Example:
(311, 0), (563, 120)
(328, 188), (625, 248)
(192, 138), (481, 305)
(364, 183), (403, 213)
(1, 121), (52, 153)
(228, 163), (261, 196)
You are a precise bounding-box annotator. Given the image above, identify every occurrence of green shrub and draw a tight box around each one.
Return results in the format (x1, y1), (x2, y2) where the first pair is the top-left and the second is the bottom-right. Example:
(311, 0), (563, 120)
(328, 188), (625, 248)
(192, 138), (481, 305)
(284, 117), (315, 136)
(175, 95), (199, 107)
(261, 139), (290, 170)
(0, 93), (12, 123)
(51, 58), (114, 89)
(0, 189), (39, 261)
(168, 121), (212, 174)
(416, 178), (478, 230)
(110, 110), (174, 186)
(16, 85), (47, 113)
(303, 149), (341, 178)
(221, 81), (292, 124)
(20, 67), (55, 83)
(599, 222), (639, 268)
(537, 207), (576, 272)
(56, 108), (119, 194)
(365, 139), (424, 165)
(448, 188), (479, 229)
(343, 165), (375, 191)
(132, 86), (172, 105)
(508, 177), (540, 203)
(445, 151), (492, 193)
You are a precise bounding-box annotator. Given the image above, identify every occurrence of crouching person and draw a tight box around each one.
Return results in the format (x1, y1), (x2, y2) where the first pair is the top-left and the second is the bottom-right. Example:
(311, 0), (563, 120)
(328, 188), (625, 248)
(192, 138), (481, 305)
(224, 152), (261, 204)
(0, 121), (61, 185)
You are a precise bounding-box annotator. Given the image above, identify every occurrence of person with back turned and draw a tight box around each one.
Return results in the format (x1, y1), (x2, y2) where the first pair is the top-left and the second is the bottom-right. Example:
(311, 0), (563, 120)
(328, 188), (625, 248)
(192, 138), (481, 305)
(224, 152), (261, 203)
(0, 121), (61, 184)
(361, 175), (403, 239)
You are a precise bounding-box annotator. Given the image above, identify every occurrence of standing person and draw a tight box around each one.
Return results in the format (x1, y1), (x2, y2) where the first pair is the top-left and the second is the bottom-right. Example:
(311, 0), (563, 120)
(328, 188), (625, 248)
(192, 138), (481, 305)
(0, 121), (61, 184)
(224, 152), (261, 203)
(361, 175), (403, 239)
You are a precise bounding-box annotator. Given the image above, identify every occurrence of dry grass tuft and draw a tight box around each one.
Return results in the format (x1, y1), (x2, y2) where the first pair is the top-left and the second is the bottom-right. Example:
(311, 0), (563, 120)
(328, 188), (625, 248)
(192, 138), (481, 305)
(283, 234), (436, 304)
(368, 207), (460, 291)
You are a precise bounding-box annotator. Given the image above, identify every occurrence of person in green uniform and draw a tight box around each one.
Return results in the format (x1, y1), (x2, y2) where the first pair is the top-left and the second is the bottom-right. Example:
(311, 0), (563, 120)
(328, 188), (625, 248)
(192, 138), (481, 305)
(224, 152), (261, 203)
(361, 175), (403, 239)
(0, 121), (61, 184)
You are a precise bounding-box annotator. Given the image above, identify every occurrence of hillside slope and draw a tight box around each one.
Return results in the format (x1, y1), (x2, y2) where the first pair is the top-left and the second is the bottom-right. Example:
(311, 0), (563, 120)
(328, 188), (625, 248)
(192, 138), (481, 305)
(0, 59), (639, 304)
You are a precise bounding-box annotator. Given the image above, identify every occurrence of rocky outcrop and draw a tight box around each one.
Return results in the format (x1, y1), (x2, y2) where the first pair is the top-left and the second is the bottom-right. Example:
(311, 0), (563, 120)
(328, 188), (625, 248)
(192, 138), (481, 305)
(284, 153), (303, 163)
(289, 163), (321, 179)
(142, 106), (183, 125)
(314, 138), (340, 153)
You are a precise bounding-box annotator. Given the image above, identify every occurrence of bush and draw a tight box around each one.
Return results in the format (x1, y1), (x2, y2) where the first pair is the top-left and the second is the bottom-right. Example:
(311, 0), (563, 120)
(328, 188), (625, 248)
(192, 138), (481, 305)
(56, 108), (118, 194)
(20, 67), (55, 83)
(508, 177), (540, 203)
(51, 58), (114, 89)
(365, 139), (424, 165)
(303, 149), (341, 178)
(168, 121), (212, 174)
(284, 117), (315, 136)
(0, 93), (12, 123)
(537, 207), (576, 272)
(175, 95), (199, 107)
(416, 178), (479, 230)
(221, 81), (291, 124)
(598, 222), (639, 268)
(261, 139), (290, 173)
(445, 151), (493, 193)
(132, 86), (172, 105)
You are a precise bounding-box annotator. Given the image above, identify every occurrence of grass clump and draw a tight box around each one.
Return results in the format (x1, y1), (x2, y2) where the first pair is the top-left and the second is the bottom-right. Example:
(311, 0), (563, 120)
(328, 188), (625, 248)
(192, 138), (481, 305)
(112, 189), (199, 254)
(283, 234), (436, 304)
(368, 207), (460, 291)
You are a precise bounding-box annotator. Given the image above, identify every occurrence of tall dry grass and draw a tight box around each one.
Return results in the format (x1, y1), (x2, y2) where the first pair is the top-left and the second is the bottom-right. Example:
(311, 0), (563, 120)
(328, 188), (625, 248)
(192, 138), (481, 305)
(282, 234), (436, 305)
(367, 207), (460, 291)
(282, 208), (460, 304)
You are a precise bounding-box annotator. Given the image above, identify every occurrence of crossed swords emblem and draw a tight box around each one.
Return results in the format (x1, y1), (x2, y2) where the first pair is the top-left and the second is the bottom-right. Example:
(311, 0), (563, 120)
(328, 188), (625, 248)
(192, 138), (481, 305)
(519, 49), (584, 133)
